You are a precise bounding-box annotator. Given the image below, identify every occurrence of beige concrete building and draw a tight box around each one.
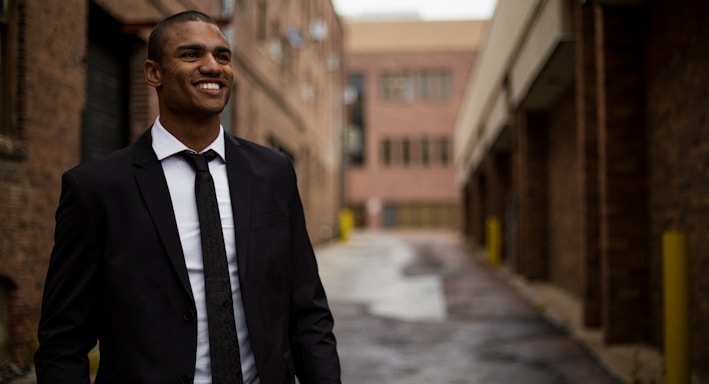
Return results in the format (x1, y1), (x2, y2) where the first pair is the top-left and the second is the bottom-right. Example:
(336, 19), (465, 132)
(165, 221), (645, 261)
(344, 19), (486, 229)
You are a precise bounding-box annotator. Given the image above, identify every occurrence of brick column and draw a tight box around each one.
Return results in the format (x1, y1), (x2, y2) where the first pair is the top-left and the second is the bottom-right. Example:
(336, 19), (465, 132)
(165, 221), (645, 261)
(485, 151), (511, 220)
(462, 181), (473, 239)
(514, 112), (548, 279)
(596, 5), (651, 343)
(462, 179), (480, 242)
(468, 171), (487, 246)
(486, 151), (512, 261)
(576, 1), (602, 328)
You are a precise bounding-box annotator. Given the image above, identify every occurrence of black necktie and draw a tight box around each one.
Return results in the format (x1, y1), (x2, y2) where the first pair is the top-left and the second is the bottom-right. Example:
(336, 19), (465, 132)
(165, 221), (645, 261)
(180, 150), (243, 384)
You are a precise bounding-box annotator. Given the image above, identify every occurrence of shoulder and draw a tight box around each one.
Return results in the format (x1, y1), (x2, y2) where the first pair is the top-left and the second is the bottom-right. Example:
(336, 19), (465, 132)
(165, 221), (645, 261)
(70, 145), (134, 174)
(226, 133), (293, 171)
(63, 143), (139, 191)
(67, 129), (152, 180)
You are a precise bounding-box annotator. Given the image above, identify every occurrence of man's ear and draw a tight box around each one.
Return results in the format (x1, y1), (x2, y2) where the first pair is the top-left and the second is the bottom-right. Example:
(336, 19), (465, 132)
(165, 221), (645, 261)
(144, 59), (162, 88)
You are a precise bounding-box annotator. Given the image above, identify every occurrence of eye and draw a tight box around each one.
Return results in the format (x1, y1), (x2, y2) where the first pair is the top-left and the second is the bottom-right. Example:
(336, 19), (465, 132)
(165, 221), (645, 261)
(216, 53), (231, 63)
(181, 51), (199, 59)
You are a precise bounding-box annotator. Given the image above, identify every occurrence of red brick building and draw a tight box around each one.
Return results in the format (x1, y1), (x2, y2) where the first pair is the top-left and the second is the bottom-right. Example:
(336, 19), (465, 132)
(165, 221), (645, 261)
(455, 0), (709, 381)
(344, 19), (486, 229)
(0, 0), (343, 371)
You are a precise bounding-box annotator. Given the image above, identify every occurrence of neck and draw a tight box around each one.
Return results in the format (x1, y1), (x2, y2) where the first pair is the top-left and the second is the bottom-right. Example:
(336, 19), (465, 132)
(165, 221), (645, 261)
(159, 113), (221, 153)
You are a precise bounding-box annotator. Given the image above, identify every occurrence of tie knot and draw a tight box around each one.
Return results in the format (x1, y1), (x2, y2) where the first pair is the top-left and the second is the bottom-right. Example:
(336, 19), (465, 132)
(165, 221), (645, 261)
(179, 149), (218, 172)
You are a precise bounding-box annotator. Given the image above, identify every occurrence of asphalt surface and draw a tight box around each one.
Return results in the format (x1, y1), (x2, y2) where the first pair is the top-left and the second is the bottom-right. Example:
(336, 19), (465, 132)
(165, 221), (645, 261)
(315, 231), (620, 384)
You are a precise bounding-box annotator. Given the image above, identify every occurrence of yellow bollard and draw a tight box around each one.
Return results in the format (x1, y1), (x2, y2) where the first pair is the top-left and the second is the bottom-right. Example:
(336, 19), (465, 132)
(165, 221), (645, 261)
(485, 215), (502, 267)
(339, 208), (353, 242)
(662, 230), (689, 384)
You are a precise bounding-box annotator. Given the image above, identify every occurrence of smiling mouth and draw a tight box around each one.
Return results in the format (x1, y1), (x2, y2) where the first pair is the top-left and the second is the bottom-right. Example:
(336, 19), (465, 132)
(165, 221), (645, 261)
(196, 82), (221, 90)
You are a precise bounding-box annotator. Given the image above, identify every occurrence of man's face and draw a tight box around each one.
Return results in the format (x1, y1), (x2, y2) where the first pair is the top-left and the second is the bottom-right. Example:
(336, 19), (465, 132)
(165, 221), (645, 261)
(149, 21), (233, 119)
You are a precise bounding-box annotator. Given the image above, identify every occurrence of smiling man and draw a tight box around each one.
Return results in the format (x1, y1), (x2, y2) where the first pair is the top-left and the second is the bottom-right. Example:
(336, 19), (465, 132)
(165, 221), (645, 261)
(35, 11), (340, 384)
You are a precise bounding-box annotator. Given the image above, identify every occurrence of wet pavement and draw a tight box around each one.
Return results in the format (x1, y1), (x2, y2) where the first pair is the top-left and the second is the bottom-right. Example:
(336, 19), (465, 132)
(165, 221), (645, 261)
(315, 231), (620, 384)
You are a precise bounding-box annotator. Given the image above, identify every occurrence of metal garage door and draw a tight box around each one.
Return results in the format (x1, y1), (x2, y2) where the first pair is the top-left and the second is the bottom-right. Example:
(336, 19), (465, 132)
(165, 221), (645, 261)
(81, 4), (130, 162)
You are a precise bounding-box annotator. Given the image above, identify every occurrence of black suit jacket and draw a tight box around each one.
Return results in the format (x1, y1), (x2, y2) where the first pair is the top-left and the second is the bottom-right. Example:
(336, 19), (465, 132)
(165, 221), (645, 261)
(35, 129), (340, 384)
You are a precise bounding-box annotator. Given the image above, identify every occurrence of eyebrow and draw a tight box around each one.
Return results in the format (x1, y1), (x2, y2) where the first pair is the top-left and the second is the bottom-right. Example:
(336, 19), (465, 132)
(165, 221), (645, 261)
(215, 46), (232, 55)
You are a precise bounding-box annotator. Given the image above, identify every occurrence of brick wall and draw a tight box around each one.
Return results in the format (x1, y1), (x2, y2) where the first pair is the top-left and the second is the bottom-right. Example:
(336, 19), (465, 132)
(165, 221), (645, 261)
(346, 49), (474, 227)
(462, 1), (709, 379)
(465, 172), (486, 245)
(513, 112), (548, 279)
(0, 0), (88, 364)
(0, 0), (344, 368)
(645, 0), (709, 377)
(596, 5), (651, 344)
(483, 150), (511, 261)
(575, 1), (602, 328)
(228, 0), (344, 242)
(485, 151), (511, 220)
(546, 87), (583, 297)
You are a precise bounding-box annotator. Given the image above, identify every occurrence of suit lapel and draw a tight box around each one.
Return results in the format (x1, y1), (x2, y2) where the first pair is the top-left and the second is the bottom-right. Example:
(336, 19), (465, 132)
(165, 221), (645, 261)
(132, 130), (194, 299)
(224, 133), (251, 279)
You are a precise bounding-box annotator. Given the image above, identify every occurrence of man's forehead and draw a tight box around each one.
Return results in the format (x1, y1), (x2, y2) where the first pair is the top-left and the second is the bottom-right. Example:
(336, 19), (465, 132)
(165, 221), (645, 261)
(164, 20), (227, 44)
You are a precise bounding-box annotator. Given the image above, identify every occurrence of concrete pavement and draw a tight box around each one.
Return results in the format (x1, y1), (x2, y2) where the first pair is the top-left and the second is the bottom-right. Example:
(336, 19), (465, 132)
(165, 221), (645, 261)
(315, 231), (622, 384)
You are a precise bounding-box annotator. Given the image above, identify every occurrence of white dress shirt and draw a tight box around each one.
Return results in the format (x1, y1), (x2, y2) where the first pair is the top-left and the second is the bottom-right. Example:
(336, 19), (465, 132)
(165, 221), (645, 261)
(151, 117), (260, 384)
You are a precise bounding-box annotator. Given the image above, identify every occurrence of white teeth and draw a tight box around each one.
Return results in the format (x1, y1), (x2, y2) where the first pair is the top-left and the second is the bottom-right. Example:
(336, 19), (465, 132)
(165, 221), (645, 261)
(197, 83), (220, 90)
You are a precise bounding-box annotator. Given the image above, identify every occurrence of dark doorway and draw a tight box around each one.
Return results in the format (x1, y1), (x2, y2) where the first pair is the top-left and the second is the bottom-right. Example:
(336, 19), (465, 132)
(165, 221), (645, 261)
(81, 3), (132, 161)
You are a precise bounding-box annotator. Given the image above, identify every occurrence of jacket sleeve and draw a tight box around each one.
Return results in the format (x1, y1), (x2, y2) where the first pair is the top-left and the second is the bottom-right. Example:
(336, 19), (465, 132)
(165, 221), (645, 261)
(35, 171), (101, 384)
(286, 163), (341, 384)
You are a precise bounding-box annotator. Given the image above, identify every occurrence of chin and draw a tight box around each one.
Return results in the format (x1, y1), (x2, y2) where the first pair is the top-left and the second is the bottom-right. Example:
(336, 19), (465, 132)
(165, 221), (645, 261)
(198, 104), (228, 116)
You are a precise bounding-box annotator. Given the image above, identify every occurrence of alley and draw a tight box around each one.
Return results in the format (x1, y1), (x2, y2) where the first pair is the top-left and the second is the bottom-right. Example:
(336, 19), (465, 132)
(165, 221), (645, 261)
(315, 231), (620, 384)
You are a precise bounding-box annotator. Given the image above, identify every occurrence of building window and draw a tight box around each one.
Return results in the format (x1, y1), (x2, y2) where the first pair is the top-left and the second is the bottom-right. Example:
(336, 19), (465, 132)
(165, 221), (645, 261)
(380, 73), (415, 102)
(381, 138), (392, 166)
(439, 137), (451, 165)
(380, 137), (453, 167)
(381, 137), (454, 168)
(421, 137), (430, 166)
(380, 70), (450, 102)
(346, 73), (365, 166)
(419, 71), (451, 101)
(401, 138), (411, 166)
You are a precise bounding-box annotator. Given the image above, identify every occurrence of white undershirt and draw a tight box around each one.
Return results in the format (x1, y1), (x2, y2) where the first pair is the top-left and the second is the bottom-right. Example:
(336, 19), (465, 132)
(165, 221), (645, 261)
(151, 117), (260, 384)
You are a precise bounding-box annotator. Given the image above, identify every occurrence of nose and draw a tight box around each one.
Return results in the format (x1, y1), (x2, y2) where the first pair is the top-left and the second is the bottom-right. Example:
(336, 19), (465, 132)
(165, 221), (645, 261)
(199, 54), (222, 74)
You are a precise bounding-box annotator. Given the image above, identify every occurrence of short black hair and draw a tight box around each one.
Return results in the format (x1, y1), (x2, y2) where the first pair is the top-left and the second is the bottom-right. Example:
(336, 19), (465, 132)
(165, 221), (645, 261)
(147, 10), (220, 62)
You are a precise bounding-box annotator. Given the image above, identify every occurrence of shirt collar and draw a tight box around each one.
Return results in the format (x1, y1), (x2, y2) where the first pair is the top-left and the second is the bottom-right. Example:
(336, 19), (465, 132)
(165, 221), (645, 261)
(151, 116), (226, 162)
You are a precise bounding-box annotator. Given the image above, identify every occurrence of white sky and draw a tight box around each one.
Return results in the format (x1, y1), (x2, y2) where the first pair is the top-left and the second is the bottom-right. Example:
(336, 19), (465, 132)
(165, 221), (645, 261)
(332, 0), (497, 20)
